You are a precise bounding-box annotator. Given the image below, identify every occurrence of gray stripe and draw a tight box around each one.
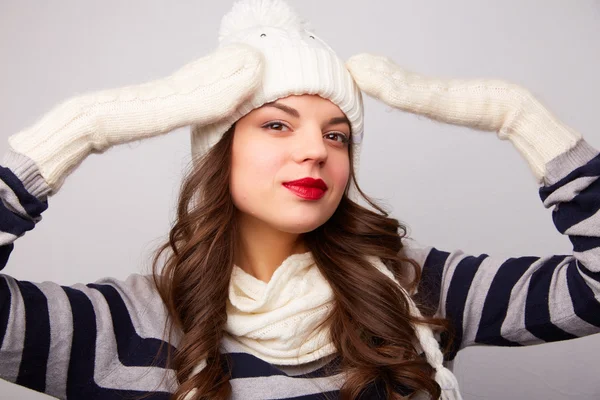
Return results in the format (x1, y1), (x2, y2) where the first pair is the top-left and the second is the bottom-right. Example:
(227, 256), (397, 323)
(94, 274), (171, 340)
(36, 282), (73, 400)
(0, 231), (19, 247)
(542, 175), (597, 208)
(573, 250), (600, 282)
(1, 149), (51, 200)
(438, 250), (470, 320)
(498, 255), (595, 344)
(229, 372), (346, 400)
(547, 261), (600, 337)
(0, 276), (26, 382)
(98, 364), (177, 393)
(92, 275), (180, 391)
(500, 261), (542, 344)
(459, 256), (503, 348)
(221, 333), (248, 353)
(0, 179), (30, 219)
(544, 138), (599, 186)
(278, 353), (338, 376)
(565, 207), (600, 237)
(70, 283), (175, 392)
(401, 239), (431, 291)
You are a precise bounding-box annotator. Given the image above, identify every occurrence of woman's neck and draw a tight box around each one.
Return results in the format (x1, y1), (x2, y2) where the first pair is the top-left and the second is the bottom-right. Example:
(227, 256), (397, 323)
(234, 214), (307, 283)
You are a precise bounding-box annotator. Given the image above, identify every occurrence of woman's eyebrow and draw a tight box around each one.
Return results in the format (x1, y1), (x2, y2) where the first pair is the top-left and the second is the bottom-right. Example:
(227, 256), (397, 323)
(262, 102), (350, 127)
(262, 102), (300, 118)
(327, 116), (350, 127)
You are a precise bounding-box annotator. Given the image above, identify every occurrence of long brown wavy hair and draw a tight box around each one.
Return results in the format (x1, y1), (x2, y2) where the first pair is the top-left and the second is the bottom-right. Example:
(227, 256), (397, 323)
(151, 123), (452, 399)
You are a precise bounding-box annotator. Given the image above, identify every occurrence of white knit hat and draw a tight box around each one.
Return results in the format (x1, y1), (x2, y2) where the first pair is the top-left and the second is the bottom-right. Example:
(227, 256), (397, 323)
(190, 0), (364, 176)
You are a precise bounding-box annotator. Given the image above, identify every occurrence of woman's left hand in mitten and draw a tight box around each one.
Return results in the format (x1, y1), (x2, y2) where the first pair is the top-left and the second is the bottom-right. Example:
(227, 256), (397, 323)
(346, 53), (581, 182)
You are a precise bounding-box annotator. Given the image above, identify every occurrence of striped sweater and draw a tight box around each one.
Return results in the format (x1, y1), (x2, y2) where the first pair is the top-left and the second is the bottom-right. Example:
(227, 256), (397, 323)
(1, 137), (600, 399)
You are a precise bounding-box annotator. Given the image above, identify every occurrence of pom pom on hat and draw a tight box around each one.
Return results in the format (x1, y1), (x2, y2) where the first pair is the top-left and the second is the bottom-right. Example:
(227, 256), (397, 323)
(191, 0), (364, 199)
(219, 0), (311, 42)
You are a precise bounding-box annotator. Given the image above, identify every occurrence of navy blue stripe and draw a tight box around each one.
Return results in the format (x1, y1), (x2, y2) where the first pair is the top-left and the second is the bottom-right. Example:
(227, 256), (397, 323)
(0, 276), (11, 348)
(390, 380), (413, 397)
(0, 243), (14, 270)
(228, 352), (288, 379)
(577, 261), (600, 282)
(299, 355), (342, 379)
(63, 286), (98, 398)
(16, 281), (50, 393)
(566, 261), (600, 328)
(227, 353), (411, 397)
(360, 379), (412, 398)
(475, 257), (540, 346)
(88, 283), (173, 368)
(0, 166), (48, 271)
(0, 165), (48, 218)
(62, 286), (171, 399)
(227, 353), (344, 380)
(550, 177), (600, 234)
(414, 248), (450, 315)
(571, 235), (600, 253)
(525, 256), (577, 341)
(539, 153), (600, 202)
(444, 254), (489, 360)
(0, 197), (36, 237)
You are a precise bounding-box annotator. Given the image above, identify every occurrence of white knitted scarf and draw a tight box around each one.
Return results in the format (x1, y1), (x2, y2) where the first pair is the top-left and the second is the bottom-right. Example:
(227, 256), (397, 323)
(186, 252), (462, 399)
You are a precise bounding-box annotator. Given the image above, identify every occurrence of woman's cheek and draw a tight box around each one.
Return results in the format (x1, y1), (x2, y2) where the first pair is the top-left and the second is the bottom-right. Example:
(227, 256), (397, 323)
(331, 156), (351, 188)
(247, 142), (288, 179)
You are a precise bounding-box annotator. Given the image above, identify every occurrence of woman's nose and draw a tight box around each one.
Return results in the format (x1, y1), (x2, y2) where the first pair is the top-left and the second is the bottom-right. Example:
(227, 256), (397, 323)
(293, 128), (328, 164)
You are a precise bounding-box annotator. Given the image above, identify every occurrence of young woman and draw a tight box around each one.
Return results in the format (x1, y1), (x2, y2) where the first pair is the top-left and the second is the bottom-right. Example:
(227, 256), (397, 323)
(1, 1), (599, 399)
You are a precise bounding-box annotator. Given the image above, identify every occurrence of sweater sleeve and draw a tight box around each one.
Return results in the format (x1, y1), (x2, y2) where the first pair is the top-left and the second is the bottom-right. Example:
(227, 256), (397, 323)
(0, 150), (49, 266)
(405, 138), (600, 361)
(0, 150), (175, 399)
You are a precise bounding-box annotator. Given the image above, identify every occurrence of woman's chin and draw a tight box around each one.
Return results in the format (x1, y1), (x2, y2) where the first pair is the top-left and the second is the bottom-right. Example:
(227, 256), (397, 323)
(274, 217), (329, 235)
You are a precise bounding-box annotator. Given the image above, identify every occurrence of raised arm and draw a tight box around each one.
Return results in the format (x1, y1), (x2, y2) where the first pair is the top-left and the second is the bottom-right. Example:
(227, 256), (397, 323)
(405, 140), (600, 359)
(0, 44), (263, 398)
(0, 152), (49, 268)
(347, 53), (600, 359)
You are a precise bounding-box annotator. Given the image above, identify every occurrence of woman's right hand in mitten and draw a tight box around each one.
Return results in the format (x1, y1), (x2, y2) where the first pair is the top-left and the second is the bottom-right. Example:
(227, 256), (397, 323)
(6, 43), (264, 195)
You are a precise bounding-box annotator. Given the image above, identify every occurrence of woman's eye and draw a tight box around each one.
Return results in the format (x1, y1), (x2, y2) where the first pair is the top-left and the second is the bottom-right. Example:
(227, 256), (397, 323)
(263, 121), (289, 131)
(325, 132), (350, 145)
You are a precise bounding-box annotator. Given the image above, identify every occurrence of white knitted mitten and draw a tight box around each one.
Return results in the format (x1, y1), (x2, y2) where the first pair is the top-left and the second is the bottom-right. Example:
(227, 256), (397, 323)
(346, 53), (581, 183)
(7, 43), (263, 195)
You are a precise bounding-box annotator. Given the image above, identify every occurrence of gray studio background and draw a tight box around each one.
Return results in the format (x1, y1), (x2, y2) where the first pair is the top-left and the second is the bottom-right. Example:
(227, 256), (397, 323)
(1, 0), (599, 399)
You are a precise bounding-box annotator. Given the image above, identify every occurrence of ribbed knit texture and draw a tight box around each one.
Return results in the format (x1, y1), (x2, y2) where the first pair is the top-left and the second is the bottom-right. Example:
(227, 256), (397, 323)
(190, 0), (365, 197)
(191, 45), (364, 172)
(346, 53), (581, 183)
(6, 44), (263, 194)
(226, 252), (336, 364)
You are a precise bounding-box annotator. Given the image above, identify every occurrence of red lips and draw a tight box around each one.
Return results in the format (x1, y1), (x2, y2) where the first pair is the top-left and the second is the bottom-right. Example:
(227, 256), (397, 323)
(282, 177), (328, 200)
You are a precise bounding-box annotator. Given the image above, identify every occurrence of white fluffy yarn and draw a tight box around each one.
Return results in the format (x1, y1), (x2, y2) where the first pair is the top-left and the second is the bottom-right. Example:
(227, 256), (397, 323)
(219, 0), (312, 42)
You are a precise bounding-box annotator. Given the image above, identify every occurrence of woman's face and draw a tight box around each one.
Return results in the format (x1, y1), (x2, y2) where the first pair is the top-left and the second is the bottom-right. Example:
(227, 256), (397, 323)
(230, 94), (351, 234)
